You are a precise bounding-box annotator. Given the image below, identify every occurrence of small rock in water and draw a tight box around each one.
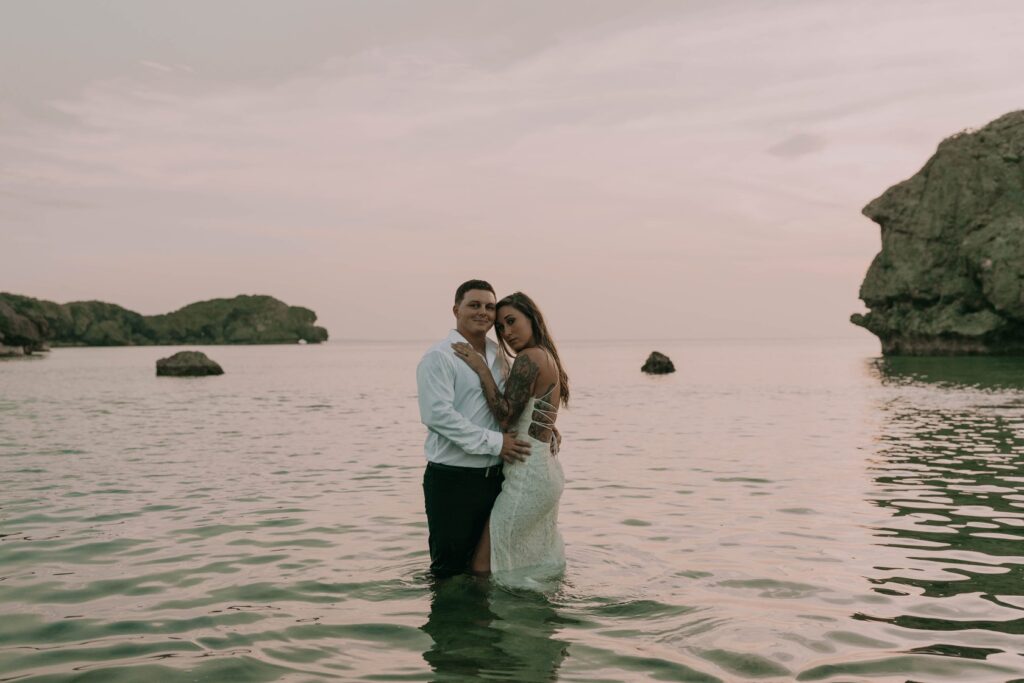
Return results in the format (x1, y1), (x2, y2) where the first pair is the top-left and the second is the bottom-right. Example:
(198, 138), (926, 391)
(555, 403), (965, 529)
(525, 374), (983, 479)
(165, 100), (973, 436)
(0, 344), (27, 357)
(641, 351), (675, 374)
(156, 350), (224, 377)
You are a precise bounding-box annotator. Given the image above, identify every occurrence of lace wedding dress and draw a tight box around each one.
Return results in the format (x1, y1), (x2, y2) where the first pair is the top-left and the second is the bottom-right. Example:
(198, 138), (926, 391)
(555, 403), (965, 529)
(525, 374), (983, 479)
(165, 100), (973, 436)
(490, 388), (565, 588)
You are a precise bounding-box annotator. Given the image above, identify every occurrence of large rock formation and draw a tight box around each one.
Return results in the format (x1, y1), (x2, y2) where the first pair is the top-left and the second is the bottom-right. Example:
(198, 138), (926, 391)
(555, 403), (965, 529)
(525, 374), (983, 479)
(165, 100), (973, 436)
(145, 296), (328, 345)
(0, 294), (329, 347)
(852, 111), (1024, 355)
(0, 299), (47, 355)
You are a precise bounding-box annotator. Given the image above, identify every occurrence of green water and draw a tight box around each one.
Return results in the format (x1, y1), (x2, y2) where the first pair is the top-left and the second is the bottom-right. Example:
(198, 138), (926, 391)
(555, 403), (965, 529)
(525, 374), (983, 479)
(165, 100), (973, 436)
(2, 340), (1024, 681)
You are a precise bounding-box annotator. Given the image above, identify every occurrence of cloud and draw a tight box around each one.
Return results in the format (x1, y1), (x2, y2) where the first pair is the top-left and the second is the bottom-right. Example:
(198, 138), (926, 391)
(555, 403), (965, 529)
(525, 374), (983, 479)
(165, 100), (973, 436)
(140, 60), (175, 73)
(768, 134), (827, 158)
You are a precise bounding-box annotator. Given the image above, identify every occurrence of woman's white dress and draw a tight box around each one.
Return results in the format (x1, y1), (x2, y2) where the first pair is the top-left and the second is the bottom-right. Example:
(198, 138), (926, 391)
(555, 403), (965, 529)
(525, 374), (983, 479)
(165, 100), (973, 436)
(489, 392), (565, 587)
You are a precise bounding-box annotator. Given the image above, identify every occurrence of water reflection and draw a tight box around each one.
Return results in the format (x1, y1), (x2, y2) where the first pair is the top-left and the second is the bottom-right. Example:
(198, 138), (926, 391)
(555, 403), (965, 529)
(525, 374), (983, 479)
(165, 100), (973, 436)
(861, 357), (1024, 666)
(421, 577), (568, 682)
(873, 355), (1024, 391)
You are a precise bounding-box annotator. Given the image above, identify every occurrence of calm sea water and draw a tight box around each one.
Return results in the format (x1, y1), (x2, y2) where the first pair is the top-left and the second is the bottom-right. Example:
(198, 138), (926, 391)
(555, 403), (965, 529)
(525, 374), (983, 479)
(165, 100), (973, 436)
(3, 339), (1024, 682)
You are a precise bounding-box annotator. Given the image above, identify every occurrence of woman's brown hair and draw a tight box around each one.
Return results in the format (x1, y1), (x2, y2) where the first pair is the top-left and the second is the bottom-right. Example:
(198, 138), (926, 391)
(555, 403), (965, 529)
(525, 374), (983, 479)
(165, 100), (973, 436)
(495, 292), (570, 407)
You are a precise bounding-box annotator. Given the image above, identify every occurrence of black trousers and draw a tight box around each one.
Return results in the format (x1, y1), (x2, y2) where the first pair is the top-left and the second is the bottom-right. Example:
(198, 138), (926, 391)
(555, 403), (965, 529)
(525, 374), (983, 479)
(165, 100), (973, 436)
(422, 462), (503, 578)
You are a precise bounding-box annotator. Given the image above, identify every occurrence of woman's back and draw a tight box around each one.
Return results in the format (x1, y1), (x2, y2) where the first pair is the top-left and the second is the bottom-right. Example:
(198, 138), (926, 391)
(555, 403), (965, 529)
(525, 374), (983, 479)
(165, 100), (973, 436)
(516, 347), (561, 443)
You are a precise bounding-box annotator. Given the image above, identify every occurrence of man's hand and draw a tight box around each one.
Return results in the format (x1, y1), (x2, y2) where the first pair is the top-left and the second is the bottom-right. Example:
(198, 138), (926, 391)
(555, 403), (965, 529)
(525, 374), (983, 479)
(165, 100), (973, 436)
(500, 432), (531, 464)
(550, 425), (562, 456)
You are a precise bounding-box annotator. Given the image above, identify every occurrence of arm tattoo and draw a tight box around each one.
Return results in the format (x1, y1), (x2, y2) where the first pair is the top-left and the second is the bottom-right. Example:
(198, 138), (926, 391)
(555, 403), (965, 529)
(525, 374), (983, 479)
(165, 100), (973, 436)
(477, 352), (539, 429)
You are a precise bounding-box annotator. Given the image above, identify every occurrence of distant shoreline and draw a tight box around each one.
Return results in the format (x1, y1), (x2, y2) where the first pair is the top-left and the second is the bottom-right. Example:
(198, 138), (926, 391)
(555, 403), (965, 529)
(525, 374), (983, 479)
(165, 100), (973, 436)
(0, 293), (328, 356)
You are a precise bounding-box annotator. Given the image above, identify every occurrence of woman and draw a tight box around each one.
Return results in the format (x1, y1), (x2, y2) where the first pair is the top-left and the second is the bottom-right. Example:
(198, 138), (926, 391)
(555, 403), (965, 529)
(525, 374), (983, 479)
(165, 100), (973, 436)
(451, 292), (569, 584)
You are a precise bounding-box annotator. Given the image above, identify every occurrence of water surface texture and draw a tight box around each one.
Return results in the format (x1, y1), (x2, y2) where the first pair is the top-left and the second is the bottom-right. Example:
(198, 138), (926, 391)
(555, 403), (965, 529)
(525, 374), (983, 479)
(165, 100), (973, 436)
(3, 340), (1024, 681)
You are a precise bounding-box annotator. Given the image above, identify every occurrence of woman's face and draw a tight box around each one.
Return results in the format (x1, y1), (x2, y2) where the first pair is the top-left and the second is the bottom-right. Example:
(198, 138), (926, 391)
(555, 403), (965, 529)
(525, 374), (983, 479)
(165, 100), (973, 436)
(496, 305), (534, 352)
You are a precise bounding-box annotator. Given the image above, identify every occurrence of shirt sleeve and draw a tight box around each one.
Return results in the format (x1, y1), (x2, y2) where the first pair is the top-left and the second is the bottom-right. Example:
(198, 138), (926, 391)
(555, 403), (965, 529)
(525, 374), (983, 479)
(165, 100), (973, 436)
(417, 350), (503, 456)
(495, 350), (509, 392)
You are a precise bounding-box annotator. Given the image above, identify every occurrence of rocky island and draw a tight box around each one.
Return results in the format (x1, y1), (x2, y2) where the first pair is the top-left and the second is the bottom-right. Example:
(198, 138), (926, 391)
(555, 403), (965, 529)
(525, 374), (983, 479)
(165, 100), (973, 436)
(0, 294), (328, 355)
(852, 110), (1024, 355)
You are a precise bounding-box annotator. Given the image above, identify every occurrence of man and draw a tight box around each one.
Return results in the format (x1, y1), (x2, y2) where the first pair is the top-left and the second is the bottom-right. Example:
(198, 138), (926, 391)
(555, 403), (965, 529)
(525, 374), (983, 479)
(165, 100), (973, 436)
(417, 279), (532, 578)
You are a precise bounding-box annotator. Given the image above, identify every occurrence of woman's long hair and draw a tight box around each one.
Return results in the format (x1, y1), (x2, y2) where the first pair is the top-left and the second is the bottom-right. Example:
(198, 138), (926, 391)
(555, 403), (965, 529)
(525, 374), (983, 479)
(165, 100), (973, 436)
(495, 292), (570, 407)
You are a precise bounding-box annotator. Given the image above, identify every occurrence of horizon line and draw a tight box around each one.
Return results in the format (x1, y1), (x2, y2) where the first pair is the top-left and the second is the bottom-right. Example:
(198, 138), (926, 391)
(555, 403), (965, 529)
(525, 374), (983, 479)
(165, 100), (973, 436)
(326, 335), (877, 343)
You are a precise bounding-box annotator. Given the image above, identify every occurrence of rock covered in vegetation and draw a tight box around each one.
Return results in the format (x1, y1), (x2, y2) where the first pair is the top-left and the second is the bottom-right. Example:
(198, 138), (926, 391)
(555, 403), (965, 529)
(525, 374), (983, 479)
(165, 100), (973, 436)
(641, 351), (675, 374)
(0, 299), (47, 355)
(156, 351), (224, 377)
(851, 110), (1024, 355)
(146, 296), (328, 345)
(0, 293), (329, 347)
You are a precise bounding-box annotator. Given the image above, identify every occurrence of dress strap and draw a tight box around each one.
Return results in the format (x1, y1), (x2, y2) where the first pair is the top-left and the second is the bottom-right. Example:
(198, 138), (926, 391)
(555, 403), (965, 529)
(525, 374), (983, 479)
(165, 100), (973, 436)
(528, 386), (558, 434)
(528, 354), (559, 434)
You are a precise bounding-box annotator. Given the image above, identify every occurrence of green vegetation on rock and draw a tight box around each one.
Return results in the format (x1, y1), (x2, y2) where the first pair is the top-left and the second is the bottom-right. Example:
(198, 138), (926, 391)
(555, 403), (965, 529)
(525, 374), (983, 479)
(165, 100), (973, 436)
(0, 293), (328, 352)
(852, 110), (1024, 355)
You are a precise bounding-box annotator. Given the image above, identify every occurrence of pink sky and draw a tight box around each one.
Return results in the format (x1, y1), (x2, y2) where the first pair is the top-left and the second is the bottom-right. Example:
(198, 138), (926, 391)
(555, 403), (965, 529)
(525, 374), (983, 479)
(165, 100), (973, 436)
(2, 0), (1023, 340)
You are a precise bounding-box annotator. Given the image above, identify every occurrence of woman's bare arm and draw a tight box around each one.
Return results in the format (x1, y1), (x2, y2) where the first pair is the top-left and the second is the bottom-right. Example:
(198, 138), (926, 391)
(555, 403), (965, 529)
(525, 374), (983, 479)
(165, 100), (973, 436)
(451, 343), (540, 430)
(478, 352), (539, 429)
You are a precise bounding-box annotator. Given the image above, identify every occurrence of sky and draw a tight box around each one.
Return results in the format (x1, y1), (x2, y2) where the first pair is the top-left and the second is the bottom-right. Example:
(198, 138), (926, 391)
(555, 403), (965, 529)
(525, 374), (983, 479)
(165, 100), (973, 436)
(2, 0), (1023, 341)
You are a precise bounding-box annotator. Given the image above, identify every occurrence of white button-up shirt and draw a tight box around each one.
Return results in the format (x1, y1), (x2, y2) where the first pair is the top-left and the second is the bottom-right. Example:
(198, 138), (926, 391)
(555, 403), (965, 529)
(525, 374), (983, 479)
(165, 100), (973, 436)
(416, 329), (509, 467)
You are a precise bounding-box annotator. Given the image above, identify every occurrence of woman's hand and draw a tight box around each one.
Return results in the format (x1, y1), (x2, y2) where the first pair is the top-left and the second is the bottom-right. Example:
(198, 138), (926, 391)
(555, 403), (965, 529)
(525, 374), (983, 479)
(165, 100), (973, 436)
(451, 342), (489, 374)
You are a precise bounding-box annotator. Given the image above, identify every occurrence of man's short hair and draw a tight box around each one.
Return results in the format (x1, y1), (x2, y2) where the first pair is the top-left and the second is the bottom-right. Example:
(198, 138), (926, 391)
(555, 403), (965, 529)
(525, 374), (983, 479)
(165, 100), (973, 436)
(454, 279), (495, 305)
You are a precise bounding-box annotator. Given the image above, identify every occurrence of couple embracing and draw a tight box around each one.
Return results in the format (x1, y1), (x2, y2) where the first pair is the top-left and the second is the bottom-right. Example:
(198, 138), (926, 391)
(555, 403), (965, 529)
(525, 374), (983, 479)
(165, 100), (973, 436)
(416, 279), (569, 585)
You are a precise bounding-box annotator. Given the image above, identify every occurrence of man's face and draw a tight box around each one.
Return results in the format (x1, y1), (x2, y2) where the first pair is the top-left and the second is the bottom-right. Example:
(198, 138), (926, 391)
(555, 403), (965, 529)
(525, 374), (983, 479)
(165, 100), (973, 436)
(453, 289), (496, 337)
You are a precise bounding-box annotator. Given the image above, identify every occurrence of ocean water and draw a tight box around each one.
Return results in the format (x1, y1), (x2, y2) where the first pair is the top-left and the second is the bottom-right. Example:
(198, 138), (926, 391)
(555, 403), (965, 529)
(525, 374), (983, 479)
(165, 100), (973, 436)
(3, 339), (1024, 682)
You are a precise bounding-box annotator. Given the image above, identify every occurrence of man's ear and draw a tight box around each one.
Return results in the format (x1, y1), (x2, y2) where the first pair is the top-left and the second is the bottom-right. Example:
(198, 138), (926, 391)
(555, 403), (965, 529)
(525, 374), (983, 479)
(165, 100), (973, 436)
(452, 304), (459, 318)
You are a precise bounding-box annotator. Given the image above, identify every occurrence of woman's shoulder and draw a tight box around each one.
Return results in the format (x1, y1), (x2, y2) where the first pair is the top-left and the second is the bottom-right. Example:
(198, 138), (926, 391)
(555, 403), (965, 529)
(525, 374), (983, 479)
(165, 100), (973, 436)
(514, 346), (548, 363)
(515, 347), (555, 373)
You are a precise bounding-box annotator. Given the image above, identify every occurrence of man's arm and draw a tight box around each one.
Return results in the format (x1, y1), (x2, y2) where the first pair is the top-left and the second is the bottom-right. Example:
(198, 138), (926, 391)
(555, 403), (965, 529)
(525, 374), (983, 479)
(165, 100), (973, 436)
(417, 351), (504, 456)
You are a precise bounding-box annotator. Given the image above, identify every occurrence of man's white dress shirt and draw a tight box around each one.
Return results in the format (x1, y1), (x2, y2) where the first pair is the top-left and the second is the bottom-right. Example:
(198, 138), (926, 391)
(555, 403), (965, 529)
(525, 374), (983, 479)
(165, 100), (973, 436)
(417, 329), (509, 467)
